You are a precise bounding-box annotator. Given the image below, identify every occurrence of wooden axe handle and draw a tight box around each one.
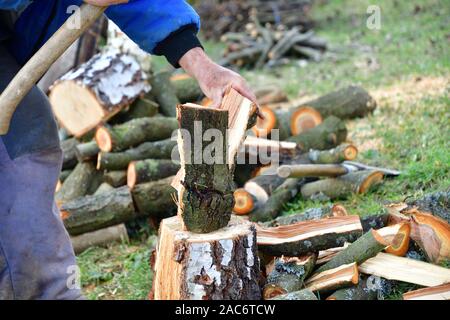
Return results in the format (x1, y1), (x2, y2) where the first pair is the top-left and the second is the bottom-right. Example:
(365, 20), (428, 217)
(0, 4), (107, 135)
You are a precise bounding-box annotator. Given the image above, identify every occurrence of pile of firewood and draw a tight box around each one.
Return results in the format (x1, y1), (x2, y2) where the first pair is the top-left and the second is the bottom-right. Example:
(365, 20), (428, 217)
(196, 0), (313, 41)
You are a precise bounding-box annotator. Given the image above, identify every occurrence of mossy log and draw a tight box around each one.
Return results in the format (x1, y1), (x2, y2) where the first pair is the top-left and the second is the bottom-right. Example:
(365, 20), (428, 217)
(71, 223), (129, 254)
(149, 71), (179, 117)
(61, 186), (136, 236)
(263, 254), (316, 299)
(153, 215), (261, 300)
(74, 140), (99, 162)
(93, 182), (114, 195)
(316, 229), (389, 273)
(263, 204), (348, 227)
(61, 137), (78, 170)
(130, 176), (177, 219)
(170, 73), (203, 103)
(95, 117), (178, 152)
(103, 170), (127, 187)
(300, 170), (384, 201)
(287, 116), (347, 151)
(111, 97), (159, 124)
(127, 159), (179, 188)
(326, 276), (378, 300)
(306, 262), (359, 293)
(257, 215), (363, 256)
(298, 86), (376, 119)
(269, 289), (317, 300)
(250, 178), (303, 222)
(308, 144), (358, 164)
(97, 138), (177, 171)
(55, 162), (96, 205)
(59, 170), (72, 182)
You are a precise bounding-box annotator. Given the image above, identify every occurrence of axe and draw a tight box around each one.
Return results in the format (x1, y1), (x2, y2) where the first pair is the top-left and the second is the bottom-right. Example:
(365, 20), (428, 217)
(0, 3), (106, 135)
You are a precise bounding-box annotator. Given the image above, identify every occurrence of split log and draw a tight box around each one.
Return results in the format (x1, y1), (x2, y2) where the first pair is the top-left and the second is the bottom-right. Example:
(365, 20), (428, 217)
(95, 117), (178, 152)
(326, 276), (378, 300)
(153, 215), (261, 300)
(287, 116), (347, 151)
(263, 204), (348, 227)
(317, 243), (350, 265)
(74, 140), (99, 162)
(377, 223), (411, 256)
(257, 215), (363, 256)
(61, 186), (136, 236)
(277, 163), (356, 178)
(360, 213), (390, 232)
(127, 159), (179, 188)
(71, 224), (129, 254)
(305, 262), (359, 293)
(359, 252), (450, 287)
(269, 289), (317, 300)
(61, 137), (79, 170)
(170, 73), (203, 103)
(130, 176), (177, 219)
(389, 207), (450, 263)
(308, 144), (358, 164)
(300, 170), (384, 201)
(407, 190), (450, 224)
(298, 86), (377, 119)
(97, 138), (177, 171)
(263, 254), (316, 299)
(403, 283), (450, 300)
(103, 170), (127, 187)
(49, 50), (150, 137)
(250, 178), (303, 222)
(316, 229), (390, 273)
(55, 162), (96, 205)
(150, 71), (180, 117)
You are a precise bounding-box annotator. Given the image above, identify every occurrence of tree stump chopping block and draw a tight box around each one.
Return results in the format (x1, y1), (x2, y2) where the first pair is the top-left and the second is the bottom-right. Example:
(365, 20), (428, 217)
(153, 215), (261, 300)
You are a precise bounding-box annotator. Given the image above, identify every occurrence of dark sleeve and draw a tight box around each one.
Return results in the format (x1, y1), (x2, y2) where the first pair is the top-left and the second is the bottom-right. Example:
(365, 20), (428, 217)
(153, 24), (203, 68)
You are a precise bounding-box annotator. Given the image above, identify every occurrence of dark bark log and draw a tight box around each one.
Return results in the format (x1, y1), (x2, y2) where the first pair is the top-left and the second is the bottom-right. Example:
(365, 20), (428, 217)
(74, 140), (99, 162)
(97, 138), (177, 171)
(170, 73), (203, 103)
(127, 159), (179, 188)
(111, 97), (159, 124)
(406, 190), (450, 224)
(103, 170), (127, 187)
(60, 170), (72, 182)
(61, 137), (79, 170)
(149, 71), (180, 117)
(56, 162), (96, 205)
(360, 213), (390, 232)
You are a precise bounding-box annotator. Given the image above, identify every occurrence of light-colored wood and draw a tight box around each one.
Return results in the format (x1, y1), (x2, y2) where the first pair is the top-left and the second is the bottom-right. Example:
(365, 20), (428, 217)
(317, 243), (350, 264)
(377, 223), (411, 256)
(290, 106), (323, 135)
(305, 262), (359, 292)
(359, 252), (450, 287)
(0, 4), (106, 135)
(153, 215), (261, 300)
(403, 283), (450, 300)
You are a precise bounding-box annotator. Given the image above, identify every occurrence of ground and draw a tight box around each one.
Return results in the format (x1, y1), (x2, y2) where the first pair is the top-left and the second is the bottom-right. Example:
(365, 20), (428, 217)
(77, 0), (450, 299)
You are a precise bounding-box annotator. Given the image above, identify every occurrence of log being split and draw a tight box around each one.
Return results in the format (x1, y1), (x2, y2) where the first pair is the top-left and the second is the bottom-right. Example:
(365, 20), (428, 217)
(127, 159), (179, 188)
(300, 170), (384, 201)
(170, 73), (203, 103)
(403, 283), (450, 300)
(287, 116), (347, 151)
(173, 88), (257, 232)
(49, 50), (150, 137)
(71, 224), (129, 254)
(308, 144), (358, 164)
(250, 178), (303, 222)
(305, 262), (359, 293)
(150, 71), (180, 117)
(97, 138), (177, 171)
(153, 215), (261, 300)
(359, 252), (450, 287)
(263, 204), (348, 227)
(256, 215), (363, 256)
(316, 229), (390, 273)
(263, 254), (316, 299)
(95, 117), (178, 152)
(269, 289), (317, 300)
(55, 162), (96, 205)
(277, 163), (357, 179)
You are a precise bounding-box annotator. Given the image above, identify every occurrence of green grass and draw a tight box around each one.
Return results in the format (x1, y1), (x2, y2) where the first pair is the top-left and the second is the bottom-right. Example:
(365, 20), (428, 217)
(77, 0), (449, 299)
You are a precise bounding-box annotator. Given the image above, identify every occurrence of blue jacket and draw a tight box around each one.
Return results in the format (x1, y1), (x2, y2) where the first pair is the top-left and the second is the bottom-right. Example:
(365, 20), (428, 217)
(0, 0), (201, 65)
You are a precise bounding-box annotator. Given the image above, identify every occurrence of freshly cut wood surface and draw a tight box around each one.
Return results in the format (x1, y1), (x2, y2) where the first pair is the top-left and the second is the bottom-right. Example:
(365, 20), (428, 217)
(256, 215), (363, 256)
(153, 215), (261, 300)
(403, 283), (450, 300)
(359, 252), (450, 287)
(377, 223), (411, 256)
(305, 262), (359, 293)
(308, 144), (358, 164)
(50, 50), (150, 137)
(290, 106), (323, 135)
(317, 243), (350, 265)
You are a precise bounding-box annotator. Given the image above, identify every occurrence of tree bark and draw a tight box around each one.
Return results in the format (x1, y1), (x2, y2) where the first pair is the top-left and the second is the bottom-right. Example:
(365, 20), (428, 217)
(61, 137), (79, 170)
(55, 162), (96, 205)
(170, 73), (203, 103)
(308, 144), (358, 164)
(103, 170), (127, 187)
(74, 140), (99, 162)
(49, 50), (150, 137)
(97, 138), (177, 170)
(406, 190), (450, 224)
(360, 213), (389, 232)
(150, 71), (180, 117)
(305, 262), (359, 293)
(269, 289), (317, 300)
(110, 97), (159, 124)
(153, 215), (261, 300)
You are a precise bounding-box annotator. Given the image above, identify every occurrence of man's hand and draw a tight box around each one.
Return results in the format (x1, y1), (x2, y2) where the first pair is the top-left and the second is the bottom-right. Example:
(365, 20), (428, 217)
(84, 0), (128, 5)
(179, 48), (257, 108)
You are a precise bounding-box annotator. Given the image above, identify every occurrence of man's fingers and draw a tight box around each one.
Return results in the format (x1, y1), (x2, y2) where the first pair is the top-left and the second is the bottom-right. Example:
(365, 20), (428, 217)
(231, 80), (257, 105)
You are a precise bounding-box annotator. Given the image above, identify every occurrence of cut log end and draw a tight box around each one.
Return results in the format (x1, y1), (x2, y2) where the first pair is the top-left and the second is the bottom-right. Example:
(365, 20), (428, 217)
(95, 126), (113, 152)
(290, 106), (323, 135)
(127, 161), (137, 189)
(358, 171), (384, 193)
(378, 223), (411, 256)
(233, 188), (254, 215)
(252, 106), (276, 137)
(343, 145), (358, 161)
